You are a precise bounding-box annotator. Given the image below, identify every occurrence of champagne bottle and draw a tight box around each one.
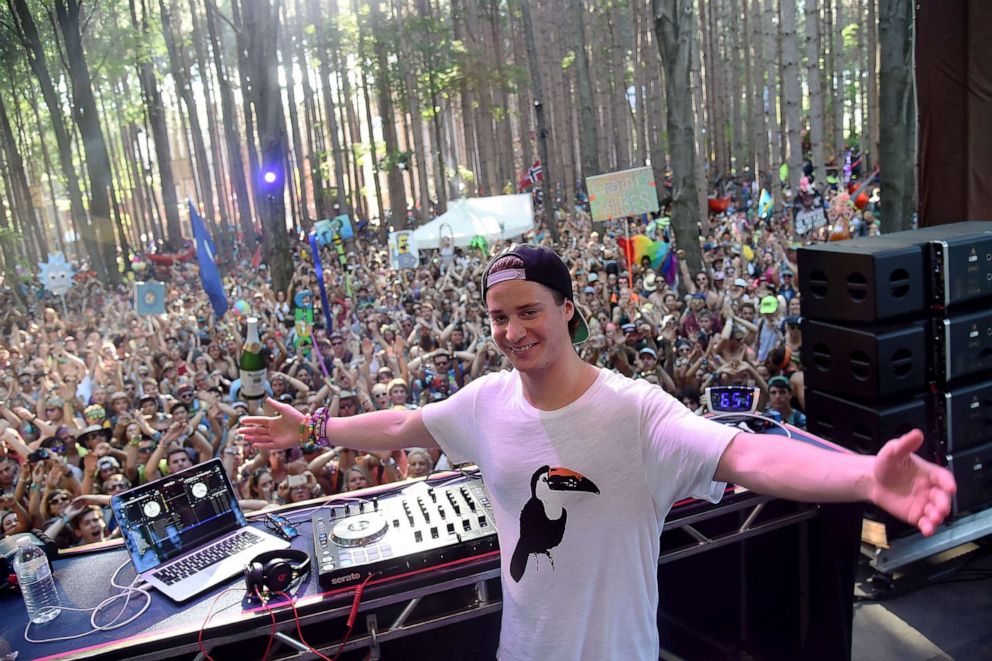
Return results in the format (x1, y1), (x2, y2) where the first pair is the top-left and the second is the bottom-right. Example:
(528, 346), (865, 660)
(240, 318), (266, 407)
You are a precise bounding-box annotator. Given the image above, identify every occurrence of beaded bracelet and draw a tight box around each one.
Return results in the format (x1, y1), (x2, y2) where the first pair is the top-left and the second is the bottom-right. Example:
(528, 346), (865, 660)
(299, 414), (311, 447)
(312, 407), (329, 448)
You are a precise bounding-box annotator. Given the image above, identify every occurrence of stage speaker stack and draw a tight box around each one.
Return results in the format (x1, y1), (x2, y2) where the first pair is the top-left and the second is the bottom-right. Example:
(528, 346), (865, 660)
(799, 221), (992, 516)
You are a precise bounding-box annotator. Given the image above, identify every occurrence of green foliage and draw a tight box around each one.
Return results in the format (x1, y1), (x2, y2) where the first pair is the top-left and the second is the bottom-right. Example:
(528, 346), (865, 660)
(842, 23), (860, 51)
(457, 165), (475, 187)
(378, 149), (413, 173)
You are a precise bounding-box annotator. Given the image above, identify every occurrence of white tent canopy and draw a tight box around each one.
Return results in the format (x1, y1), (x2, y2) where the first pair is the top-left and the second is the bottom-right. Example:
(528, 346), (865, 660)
(412, 194), (534, 249)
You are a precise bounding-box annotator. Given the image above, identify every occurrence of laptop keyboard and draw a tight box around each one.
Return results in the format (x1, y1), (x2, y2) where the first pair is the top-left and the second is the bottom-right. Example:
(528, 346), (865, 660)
(152, 530), (262, 585)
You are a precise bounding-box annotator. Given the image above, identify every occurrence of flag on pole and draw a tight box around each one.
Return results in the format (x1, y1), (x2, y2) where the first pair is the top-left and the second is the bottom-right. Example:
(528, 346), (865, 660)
(617, 234), (670, 270)
(189, 199), (227, 319)
(757, 189), (773, 219)
(527, 159), (543, 185)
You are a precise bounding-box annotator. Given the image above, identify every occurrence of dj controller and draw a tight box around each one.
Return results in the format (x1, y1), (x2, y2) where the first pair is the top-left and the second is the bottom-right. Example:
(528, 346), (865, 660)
(312, 477), (499, 588)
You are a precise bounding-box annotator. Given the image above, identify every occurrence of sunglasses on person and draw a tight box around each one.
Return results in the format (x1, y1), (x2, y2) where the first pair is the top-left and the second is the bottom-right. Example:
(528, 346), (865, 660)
(264, 513), (299, 541)
(138, 445), (155, 454)
(104, 480), (129, 492)
(49, 495), (70, 506)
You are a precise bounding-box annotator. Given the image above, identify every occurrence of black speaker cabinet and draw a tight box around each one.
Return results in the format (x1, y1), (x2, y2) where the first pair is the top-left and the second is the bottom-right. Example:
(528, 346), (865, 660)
(797, 239), (925, 323)
(805, 389), (932, 457)
(947, 440), (992, 515)
(932, 307), (992, 384)
(802, 319), (928, 401)
(933, 378), (992, 454)
(927, 227), (992, 310)
(868, 221), (992, 310)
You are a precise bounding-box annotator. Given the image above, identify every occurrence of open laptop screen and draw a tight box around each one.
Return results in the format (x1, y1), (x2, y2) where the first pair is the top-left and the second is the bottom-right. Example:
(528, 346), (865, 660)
(111, 458), (246, 574)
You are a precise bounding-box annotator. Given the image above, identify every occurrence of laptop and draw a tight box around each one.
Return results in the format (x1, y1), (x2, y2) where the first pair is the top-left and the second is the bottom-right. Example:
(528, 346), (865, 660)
(111, 458), (289, 602)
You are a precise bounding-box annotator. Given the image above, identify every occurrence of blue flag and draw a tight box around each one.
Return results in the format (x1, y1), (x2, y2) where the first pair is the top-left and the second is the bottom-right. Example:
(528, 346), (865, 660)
(308, 231), (334, 332)
(189, 200), (227, 319)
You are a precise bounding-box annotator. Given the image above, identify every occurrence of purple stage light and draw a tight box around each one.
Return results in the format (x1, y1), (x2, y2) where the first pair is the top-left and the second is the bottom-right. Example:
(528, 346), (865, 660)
(263, 171), (278, 185)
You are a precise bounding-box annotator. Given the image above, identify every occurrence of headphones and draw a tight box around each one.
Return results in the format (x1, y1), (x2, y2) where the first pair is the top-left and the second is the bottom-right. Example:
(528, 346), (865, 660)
(244, 549), (311, 600)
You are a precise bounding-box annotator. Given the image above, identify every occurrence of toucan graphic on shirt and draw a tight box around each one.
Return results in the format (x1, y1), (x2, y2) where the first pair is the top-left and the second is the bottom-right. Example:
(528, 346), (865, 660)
(509, 465), (601, 582)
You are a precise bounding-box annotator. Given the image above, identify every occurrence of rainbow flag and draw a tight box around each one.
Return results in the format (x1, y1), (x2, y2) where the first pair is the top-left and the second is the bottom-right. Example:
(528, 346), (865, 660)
(618, 234), (670, 270)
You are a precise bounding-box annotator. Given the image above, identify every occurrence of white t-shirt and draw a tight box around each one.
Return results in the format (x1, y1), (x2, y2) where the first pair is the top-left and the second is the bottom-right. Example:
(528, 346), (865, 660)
(422, 367), (739, 661)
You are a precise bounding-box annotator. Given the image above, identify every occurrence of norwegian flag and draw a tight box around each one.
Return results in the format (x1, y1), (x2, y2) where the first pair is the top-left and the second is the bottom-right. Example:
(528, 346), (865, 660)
(518, 159), (545, 191)
(527, 159), (543, 185)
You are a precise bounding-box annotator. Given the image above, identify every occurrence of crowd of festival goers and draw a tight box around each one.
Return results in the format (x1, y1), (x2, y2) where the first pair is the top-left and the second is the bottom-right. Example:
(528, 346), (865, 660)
(0, 178), (879, 548)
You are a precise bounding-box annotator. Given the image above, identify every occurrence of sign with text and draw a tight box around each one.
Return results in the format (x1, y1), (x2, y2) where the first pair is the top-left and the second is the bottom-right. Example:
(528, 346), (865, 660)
(586, 166), (659, 221)
(794, 207), (828, 234)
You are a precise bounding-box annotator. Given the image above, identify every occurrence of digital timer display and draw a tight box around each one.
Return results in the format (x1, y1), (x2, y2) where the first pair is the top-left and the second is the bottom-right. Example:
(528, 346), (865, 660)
(705, 386), (760, 414)
(714, 389), (754, 411)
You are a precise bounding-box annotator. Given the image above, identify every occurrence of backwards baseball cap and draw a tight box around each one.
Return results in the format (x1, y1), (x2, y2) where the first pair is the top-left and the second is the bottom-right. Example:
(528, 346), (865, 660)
(768, 375), (792, 390)
(482, 245), (590, 345)
(759, 295), (779, 314)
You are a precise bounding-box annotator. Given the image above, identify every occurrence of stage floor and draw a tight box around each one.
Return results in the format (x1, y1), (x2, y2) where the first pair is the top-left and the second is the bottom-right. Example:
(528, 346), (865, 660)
(852, 543), (992, 661)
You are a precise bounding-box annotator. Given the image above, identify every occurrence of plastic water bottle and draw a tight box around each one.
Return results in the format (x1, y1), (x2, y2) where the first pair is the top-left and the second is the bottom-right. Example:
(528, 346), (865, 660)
(13, 537), (61, 624)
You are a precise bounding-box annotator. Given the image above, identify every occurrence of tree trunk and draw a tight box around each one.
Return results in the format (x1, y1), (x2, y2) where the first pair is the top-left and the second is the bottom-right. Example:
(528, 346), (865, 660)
(369, 0), (408, 235)
(204, 0), (254, 247)
(762, 0), (781, 200)
(0, 175), (26, 307)
(334, 0), (367, 220)
(131, 0), (182, 246)
(779, 0), (802, 192)
(308, 0), (348, 214)
(805, 0), (828, 188)
(463, 1), (498, 197)
(749, 0), (769, 181)
(392, 0), (432, 222)
(293, 0), (325, 220)
(573, 0), (599, 179)
(27, 85), (68, 256)
(607, 8), (631, 171)
(278, 4), (309, 228)
(354, 0), (386, 223)
(832, 0), (845, 161)
(53, 0), (118, 283)
(729, 0), (745, 174)
(188, 0), (232, 232)
(0, 90), (44, 262)
(487, 0), (517, 189)
(549, 5), (576, 212)
(160, 0), (225, 257)
(877, 0), (915, 232)
(509, 2), (535, 177)
(242, 0), (293, 292)
(520, 0), (558, 241)
(866, 0), (879, 171)
(8, 0), (99, 272)
(631, 0), (649, 167)
(655, 0), (702, 274)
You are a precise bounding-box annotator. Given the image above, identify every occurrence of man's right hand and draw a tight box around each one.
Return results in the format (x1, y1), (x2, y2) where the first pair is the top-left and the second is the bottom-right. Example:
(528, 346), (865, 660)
(237, 397), (306, 450)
